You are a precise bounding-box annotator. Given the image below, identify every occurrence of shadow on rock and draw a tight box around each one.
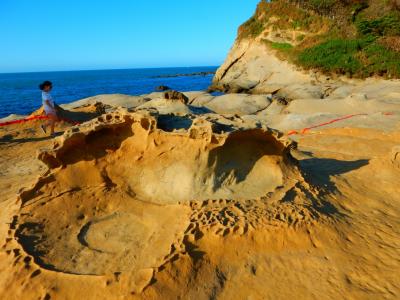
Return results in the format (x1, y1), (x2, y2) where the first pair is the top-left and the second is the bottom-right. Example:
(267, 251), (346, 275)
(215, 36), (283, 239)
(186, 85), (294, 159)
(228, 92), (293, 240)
(157, 115), (193, 132)
(187, 105), (214, 115)
(15, 222), (57, 271)
(300, 158), (369, 193)
(0, 134), (55, 144)
(58, 103), (106, 123)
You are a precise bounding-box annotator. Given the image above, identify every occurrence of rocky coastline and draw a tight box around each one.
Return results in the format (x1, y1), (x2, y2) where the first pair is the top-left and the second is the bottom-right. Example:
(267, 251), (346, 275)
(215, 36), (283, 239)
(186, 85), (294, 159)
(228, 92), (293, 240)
(1, 0), (400, 299)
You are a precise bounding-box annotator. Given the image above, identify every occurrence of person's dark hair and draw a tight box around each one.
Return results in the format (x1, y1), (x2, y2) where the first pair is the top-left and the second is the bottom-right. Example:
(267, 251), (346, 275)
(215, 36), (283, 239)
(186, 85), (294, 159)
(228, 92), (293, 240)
(39, 80), (52, 91)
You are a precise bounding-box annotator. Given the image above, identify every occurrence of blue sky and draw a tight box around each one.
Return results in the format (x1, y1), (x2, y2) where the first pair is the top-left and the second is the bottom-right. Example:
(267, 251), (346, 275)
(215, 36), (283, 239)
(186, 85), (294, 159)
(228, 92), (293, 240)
(0, 0), (259, 73)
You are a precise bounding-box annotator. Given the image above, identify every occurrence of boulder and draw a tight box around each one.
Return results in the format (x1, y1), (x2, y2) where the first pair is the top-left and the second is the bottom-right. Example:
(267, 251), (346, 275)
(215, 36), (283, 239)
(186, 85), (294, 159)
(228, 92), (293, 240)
(212, 41), (314, 94)
(204, 94), (271, 115)
(164, 90), (189, 104)
(61, 94), (147, 110)
(136, 98), (193, 115)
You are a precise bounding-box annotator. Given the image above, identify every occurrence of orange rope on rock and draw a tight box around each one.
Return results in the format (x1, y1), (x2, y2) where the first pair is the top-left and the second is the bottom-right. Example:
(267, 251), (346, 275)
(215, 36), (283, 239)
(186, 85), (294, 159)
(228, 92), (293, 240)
(0, 115), (80, 127)
(287, 112), (395, 136)
(0, 115), (49, 127)
(300, 113), (368, 134)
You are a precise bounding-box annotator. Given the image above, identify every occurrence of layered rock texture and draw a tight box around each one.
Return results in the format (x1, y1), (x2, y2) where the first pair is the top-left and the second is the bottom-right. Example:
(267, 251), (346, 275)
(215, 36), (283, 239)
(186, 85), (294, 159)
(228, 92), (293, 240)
(1, 1), (400, 299)
(211, 39), (326, 98)
(1, 84), (400, 298)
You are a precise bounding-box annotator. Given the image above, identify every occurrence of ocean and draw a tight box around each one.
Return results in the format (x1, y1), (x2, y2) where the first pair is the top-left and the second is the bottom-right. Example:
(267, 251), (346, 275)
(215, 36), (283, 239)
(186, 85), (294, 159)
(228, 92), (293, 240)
(0, 66), (217, 118)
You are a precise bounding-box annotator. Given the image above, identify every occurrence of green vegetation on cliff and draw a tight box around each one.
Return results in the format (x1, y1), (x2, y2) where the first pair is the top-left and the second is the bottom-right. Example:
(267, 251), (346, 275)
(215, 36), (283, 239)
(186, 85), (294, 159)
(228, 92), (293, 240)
(239, 0), (400, 78)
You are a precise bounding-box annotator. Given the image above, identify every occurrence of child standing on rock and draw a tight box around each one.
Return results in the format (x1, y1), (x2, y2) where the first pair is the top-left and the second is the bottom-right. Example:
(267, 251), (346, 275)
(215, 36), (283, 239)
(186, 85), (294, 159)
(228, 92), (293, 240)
(39, 81), (59, 136)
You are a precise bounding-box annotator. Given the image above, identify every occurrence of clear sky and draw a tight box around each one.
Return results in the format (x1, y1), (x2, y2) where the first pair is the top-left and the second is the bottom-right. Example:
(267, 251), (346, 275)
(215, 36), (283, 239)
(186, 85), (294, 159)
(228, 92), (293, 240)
(0, 0), (259, 73)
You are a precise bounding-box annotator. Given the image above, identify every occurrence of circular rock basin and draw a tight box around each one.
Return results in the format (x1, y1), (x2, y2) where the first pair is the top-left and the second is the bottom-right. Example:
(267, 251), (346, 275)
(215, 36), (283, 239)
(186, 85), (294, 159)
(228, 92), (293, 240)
(17, 187), (190, 275)
(16, 113), (300, 275)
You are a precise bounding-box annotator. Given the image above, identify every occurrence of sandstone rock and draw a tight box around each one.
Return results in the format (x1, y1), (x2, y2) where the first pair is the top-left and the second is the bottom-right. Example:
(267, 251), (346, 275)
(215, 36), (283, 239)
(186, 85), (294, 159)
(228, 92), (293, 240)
(257, 101), (286, 116)
(276, 84), (324, 100)
(135, 98), (193, 115)
(391, 146), (400, 168)
(344, 93), (368, 101)
(0, 114), (27, 122)
(61, 94), (147, 110)
(164, 90), (189, 104)
(183, 91), (214, 105)
(204, 94), (271, 115)
(36, 110), (296, 205)
(189, 93), (215, 106)
(211, 40), (326, 98)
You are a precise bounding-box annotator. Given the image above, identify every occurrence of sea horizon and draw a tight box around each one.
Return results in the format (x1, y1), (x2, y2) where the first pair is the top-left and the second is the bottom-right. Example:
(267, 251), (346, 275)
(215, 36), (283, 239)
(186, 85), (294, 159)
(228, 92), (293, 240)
(0, 65), (219, 75)
(0, 66), (218, 118)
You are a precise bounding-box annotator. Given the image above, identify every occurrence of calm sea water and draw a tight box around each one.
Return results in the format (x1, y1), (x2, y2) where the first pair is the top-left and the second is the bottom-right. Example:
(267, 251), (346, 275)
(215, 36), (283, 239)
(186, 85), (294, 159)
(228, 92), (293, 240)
(0, 66), (217, 118)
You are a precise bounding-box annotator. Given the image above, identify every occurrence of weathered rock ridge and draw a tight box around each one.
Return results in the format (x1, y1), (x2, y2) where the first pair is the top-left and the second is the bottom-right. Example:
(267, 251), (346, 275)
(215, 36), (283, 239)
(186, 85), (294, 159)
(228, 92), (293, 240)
(211, 39), (326, 99)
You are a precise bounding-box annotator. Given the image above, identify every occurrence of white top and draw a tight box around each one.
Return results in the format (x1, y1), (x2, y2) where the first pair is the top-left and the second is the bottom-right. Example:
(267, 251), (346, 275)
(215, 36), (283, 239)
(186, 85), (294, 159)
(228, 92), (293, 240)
(42, 91), (55, 113)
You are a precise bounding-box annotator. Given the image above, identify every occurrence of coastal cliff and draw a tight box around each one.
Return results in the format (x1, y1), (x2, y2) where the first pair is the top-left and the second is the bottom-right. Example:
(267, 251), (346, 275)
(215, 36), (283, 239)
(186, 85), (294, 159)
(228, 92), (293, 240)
(212, 0), (400, 96)
(211, 37), (327, 99)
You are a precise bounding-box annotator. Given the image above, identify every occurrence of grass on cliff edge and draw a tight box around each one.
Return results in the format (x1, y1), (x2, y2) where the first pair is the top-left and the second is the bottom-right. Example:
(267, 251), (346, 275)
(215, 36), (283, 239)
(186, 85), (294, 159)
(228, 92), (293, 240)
(270, 42), (294, 50)
(239, 0), (400, 79)
(238, 0), (327, 39)
(298, 37), (400, 77)
(298, 10), (400, 78)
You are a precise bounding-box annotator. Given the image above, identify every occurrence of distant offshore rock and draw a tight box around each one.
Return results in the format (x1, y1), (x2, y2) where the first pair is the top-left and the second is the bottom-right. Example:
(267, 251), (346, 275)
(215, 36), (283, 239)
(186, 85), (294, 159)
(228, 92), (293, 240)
(152, 71), (215, 79)
(155, 85), (171, 91)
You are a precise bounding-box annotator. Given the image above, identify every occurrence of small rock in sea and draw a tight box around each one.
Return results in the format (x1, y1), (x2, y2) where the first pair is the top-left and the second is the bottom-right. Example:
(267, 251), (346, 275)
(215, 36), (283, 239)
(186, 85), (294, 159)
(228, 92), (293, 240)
(156, 85), (171, 91)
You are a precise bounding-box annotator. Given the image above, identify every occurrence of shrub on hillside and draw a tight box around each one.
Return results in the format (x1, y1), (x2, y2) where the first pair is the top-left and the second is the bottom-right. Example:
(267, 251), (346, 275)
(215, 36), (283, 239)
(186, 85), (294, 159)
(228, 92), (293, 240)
(239, 0), (400, 78)
(298, 39), (365, 75)
(238, 16), (264, 39)
(363, 43), (400, 77)
(356, 13), (400, 36)
(238, 0), (327, 39)
(309, 0), (335, 11)
(297, 37), (400, 77)
(270, 42), (294, 50)
(379, 36), (400, 52)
